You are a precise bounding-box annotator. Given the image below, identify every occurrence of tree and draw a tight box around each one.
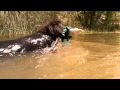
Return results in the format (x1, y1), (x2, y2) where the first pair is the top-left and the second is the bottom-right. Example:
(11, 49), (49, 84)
(76, 11), (120, 31)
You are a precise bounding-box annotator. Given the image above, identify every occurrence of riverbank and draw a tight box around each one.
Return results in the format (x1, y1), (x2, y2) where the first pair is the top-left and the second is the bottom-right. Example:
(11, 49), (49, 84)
(74, 28), (120, 34)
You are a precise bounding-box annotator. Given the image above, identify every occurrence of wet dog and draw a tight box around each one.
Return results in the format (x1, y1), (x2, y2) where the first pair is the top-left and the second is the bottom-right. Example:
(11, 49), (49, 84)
(0, 20), (70, 57)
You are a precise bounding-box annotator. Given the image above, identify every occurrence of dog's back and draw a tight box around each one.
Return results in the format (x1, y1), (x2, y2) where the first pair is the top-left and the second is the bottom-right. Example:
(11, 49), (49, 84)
(0, 20), (65, 57)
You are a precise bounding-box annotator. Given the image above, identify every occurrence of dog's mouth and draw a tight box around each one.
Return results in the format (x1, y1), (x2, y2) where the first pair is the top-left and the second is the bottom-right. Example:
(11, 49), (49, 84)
(53, 24), (73, 43)
(60, 26), (73, 43)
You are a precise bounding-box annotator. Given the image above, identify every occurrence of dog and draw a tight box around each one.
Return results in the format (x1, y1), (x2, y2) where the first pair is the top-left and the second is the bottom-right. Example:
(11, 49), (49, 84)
(0, 20), (71, 57)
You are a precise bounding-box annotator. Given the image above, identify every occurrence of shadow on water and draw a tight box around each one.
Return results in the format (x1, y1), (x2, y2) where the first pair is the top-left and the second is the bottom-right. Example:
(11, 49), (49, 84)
(1, 33), (120, 79)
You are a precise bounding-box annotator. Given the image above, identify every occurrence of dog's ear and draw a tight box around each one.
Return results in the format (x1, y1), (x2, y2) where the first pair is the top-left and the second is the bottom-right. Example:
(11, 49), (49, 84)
(48, 20), (63, 36)
(48, 25), (54, 35)
(54, 25), (62, 34)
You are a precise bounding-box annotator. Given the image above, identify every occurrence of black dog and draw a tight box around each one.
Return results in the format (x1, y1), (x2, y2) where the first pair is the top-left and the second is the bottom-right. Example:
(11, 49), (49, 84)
(0, 20), (70, 57)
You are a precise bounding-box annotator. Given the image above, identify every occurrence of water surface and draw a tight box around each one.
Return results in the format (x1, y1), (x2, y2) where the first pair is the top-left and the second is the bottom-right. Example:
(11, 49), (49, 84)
(0, 33), (120, 79)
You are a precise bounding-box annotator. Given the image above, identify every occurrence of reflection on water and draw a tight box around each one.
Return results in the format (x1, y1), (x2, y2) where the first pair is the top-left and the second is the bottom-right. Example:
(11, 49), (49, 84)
(76, 33), (120, 46)
(0, 33), (120, 79)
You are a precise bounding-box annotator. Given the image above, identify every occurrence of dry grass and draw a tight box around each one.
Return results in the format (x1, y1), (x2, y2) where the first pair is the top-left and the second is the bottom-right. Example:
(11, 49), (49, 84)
(0, 11), (58, 36)
(0, 11), (80, 38)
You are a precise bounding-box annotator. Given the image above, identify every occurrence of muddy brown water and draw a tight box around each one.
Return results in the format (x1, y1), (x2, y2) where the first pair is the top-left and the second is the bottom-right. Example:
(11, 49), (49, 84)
(0, 33), (120, 79)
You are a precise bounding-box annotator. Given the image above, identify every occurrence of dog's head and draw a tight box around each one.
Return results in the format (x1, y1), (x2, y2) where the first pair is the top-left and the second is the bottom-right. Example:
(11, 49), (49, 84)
(47, 20), (63, 37)
(37, 20), (72, 41)
(37, 20), (63, 37)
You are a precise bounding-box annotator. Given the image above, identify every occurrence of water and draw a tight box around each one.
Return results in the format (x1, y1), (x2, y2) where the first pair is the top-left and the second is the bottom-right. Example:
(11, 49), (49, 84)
(0, 33), (120, 79)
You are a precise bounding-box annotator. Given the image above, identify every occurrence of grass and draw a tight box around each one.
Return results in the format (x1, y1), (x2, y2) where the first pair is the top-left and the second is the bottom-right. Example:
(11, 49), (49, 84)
(1, 11), (119, 39)
(0, 11), (58, 36)
(0, 11), (81, 37)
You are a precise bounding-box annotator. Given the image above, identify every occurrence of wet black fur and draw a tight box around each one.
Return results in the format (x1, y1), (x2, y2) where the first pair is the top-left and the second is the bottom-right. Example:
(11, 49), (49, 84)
(0, 20), (64, 56)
